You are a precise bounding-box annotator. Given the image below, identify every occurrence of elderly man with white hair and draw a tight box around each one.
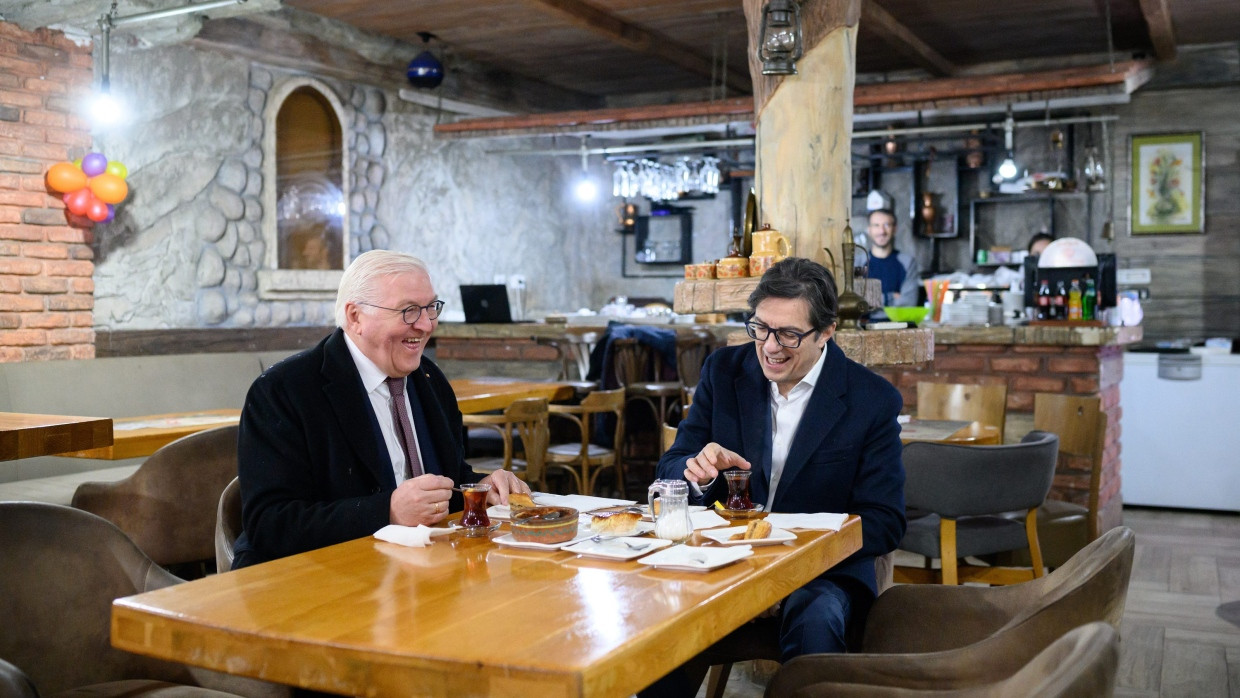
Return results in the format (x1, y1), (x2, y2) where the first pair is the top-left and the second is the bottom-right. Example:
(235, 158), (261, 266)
(232, 250), (528, 568)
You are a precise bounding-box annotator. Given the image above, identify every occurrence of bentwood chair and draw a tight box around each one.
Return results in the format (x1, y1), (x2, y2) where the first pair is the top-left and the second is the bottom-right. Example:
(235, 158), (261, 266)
(894, 431), (1059, 585)
(612, 336), (683, 429)
(463, 398), (555, 492)
(71, 425), (240, 578)
(532, 330), (601, 396)
(700, 526), (1133, 697)
(916, 381), (1009, 437)
(0, 502), (285, 698)
(768, 621), (1120, 698)
(546, 388), (626, 496)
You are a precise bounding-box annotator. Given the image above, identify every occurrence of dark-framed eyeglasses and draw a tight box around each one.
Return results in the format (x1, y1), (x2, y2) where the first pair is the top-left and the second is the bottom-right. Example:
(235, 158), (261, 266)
(745, 320), (819, 349)
(358, 299), (445, 325)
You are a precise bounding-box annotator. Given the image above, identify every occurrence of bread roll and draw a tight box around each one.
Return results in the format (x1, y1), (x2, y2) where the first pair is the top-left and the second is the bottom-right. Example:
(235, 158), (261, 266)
(507, 492), (535, 511)
(591, 511), (641, 534)
(743, 520), (772, 540)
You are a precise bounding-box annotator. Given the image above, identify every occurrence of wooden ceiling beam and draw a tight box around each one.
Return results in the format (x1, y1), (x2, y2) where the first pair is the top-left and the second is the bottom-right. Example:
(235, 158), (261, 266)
(1136, 0), (1177, 61)
(860, 1), (954, 77)
(528, 0), (751, 94)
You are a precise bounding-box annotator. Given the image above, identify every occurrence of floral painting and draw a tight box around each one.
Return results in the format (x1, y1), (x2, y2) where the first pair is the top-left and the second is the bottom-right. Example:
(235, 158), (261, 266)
(1131, 132), (1204, 234)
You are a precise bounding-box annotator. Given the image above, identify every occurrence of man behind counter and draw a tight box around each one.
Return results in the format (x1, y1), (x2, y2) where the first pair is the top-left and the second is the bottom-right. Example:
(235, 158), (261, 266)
(866, 208), (921, 307)
(232, 250), (528, 568)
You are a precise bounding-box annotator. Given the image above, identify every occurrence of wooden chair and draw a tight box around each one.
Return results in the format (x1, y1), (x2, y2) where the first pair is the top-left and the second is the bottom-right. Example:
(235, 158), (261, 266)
(992, 394), (1107, 570)
(916, 381), (1008, 436)
(532, 330), (600, 396)
(215, 477), (242, 574)
(662, 423), (678, 452)
(546, 388), (625, 496)
(894, 431), (1059, 585)
(463, 398), (553, 491)
(612, 336), (683, 428)
(71, 425), (239, 577)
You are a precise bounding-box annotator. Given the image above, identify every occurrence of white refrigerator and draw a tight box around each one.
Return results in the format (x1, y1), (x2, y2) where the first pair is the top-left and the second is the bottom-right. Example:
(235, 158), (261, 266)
(1121, 351), (1240, 511)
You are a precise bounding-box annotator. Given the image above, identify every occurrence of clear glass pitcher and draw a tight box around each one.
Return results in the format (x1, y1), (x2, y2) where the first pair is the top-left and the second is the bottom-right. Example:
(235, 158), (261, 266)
(648, 479), (692, 543)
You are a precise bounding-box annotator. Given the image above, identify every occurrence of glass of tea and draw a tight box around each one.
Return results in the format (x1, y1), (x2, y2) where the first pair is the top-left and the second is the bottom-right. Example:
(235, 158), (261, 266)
(458, 482), (491, 533)
(723, 470), (754, 510)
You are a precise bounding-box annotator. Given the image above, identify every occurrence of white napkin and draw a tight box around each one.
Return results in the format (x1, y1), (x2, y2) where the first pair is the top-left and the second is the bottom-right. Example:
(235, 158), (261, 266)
(690, 510), (729, 530)
(764, 513), (849, 531)
(373, 524), (450, 547)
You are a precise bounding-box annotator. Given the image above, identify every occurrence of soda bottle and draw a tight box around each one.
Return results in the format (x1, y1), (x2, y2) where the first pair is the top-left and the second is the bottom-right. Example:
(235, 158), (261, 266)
(1053, 280), (1067, 320)
(1083, 276), (1097, 321)
(1068, 279), (1083, 320)
(1036, 279), (1052, 320)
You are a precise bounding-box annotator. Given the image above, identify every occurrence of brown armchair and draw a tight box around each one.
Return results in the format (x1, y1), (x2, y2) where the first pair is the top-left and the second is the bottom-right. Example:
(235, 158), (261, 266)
(71, 425), (239, 575)
(0, 501), (285, 698)
(215, 477), (242, 574)
(768, 621), (1119, 698)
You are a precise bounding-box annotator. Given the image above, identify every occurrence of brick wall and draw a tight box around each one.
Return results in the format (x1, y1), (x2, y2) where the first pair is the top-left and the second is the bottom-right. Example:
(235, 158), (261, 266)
(874, 343), (1125, 533)
(0, 22), (95, 362)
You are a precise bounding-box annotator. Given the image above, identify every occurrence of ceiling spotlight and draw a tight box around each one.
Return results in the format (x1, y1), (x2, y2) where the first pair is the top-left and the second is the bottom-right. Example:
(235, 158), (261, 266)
(406, 32), (444, 89)
(573, 137), (597, 202)
(992, 106), (1020, 183)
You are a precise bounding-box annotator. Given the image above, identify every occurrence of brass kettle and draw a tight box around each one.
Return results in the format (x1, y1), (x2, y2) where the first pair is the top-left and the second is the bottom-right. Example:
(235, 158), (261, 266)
(824, 223), (870, 329)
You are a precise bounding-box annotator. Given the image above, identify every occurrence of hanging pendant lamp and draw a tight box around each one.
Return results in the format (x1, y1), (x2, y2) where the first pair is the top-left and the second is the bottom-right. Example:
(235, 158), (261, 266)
(406, 32), (444, 89)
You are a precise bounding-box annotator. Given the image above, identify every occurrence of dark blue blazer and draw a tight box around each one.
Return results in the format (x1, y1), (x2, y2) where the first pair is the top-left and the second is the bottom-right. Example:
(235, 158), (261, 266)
(233, 328), (481, 567)
(656, 341), (906, 597)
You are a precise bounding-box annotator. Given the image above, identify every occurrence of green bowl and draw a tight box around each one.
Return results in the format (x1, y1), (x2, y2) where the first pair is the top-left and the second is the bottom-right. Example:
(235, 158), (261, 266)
(882, 306), (929, 324)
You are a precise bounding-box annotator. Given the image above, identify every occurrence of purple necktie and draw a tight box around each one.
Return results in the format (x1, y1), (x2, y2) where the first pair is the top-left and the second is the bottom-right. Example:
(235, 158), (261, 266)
(386, 376), (423, 480)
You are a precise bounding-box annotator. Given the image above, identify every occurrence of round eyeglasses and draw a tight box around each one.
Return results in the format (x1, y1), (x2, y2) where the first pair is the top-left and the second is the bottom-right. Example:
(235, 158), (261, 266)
(358, 299), (445, 325)
(745, 320), (819, 349)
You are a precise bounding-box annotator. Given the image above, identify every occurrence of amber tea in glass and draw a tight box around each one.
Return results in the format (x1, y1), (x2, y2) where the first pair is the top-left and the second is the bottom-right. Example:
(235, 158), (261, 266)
(459, 483), (491, 528)
(724, 470), (754, 510)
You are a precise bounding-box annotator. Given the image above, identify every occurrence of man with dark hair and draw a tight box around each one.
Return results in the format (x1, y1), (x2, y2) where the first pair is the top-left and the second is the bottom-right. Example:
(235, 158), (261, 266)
(1027, 232), (1054, 256)
(656, 256), (906, 676)
(867, 208), (921, 306)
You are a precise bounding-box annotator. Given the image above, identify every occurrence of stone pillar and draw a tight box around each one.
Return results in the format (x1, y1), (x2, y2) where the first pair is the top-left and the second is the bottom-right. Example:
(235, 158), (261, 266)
(742, 0), (860, 278)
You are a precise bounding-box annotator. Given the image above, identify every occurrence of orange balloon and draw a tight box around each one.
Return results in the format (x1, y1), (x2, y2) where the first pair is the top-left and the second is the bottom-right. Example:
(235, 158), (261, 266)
(47, 162), (87, 193)
(88, 173), (128, 205)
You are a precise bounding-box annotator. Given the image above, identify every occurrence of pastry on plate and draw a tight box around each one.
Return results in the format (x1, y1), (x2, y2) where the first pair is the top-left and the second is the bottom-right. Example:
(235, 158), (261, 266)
(507, 492), (536, 511)
(743, 520), (772, 540)
(590, 511), (641, 535)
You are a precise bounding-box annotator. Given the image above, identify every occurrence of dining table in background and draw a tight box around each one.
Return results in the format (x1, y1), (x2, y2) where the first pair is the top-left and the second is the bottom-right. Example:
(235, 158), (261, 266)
(899, 418), (1002, 446)
(0, 412), (113, 461)
(450, 377), (576, 414)
(60, 409), (241, 460)
(111, 516), (863, 698)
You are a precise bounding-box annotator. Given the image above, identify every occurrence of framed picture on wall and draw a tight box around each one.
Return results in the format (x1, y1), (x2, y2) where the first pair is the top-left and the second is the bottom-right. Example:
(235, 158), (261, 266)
(1130, 132), (1204, 234)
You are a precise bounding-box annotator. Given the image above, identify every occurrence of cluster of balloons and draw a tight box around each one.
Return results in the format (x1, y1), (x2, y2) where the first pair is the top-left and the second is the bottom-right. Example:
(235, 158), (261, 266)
(45, 152), (129, 224)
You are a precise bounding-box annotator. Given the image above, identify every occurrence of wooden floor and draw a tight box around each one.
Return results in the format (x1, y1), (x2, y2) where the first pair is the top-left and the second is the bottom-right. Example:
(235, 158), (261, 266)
(704, 506), (1240, 698)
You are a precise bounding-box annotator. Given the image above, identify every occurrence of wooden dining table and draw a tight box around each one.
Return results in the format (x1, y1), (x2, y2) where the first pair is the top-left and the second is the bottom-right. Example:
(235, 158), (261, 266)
(899, 418), (1002, 445)
(112, 516), (863, 697)
(0, 412), (113, 461)
(450, 377), (576, 414)
(61, 409), (241, 460)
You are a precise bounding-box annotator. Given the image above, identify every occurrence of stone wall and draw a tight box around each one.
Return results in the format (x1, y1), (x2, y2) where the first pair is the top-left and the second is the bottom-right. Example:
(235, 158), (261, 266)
(0, 22), (95, 361)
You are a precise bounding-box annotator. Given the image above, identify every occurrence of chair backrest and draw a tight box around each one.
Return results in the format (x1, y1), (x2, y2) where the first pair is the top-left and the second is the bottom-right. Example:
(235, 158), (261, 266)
(71, 424), (240, 568)
(1035, 393), (1106, 538)
(216, 476), (242, 574)
(662, 424), (678, 452)
(578, 387), (626, 449)
(1004, 622), (1119, 698)
(533, 331), (600, 382)
(862, 525), (1135, 655)
(902, 431), (1059, 518)
(0, 502), (194, 694)
(505, 398), (549, 483)
(917, 381), (1008, 435)
(674, 333), (710, 389)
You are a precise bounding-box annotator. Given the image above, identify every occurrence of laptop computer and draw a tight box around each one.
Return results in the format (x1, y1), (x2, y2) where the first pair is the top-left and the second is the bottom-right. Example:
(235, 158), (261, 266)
(459, 284), (513, 324)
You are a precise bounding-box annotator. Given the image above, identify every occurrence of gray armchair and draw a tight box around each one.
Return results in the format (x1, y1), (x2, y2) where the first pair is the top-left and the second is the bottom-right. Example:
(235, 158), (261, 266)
(896, 430), (1060, 585)
(0, 502), (284, 698)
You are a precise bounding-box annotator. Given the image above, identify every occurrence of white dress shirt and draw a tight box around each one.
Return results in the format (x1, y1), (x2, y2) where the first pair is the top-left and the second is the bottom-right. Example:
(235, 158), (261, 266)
(765, 345), (829, 509)
(344, 333), (424, 484)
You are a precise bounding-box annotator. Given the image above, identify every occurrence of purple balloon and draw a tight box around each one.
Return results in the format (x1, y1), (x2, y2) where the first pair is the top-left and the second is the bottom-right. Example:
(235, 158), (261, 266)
(104, 204), (115, 223)
(81, 152), (107, 177)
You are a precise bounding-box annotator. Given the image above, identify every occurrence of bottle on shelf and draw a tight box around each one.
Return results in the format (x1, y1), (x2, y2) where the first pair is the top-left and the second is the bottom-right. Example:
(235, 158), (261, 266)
(1036, 279), (1052, 320)
(1083, 275), (1097, 321)
(1053, 280), (1067, 320)
(1068, 279), (1083, 320)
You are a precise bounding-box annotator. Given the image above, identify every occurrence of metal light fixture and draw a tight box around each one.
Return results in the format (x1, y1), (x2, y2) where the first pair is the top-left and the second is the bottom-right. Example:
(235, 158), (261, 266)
(406, 32), (444, 89)
(573, 137), (598, 202)
(758, 0), (803, 76)
(993, 106), (1019, 183)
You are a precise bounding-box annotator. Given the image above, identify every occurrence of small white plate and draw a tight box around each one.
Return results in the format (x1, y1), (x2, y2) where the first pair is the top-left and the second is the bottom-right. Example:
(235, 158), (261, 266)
(637, 545), (754, 572)
(701, 525), (797, 546)
(493, 530), (594, 551)
(562, 536), (672, 560)
(448, 521), (502, 534)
